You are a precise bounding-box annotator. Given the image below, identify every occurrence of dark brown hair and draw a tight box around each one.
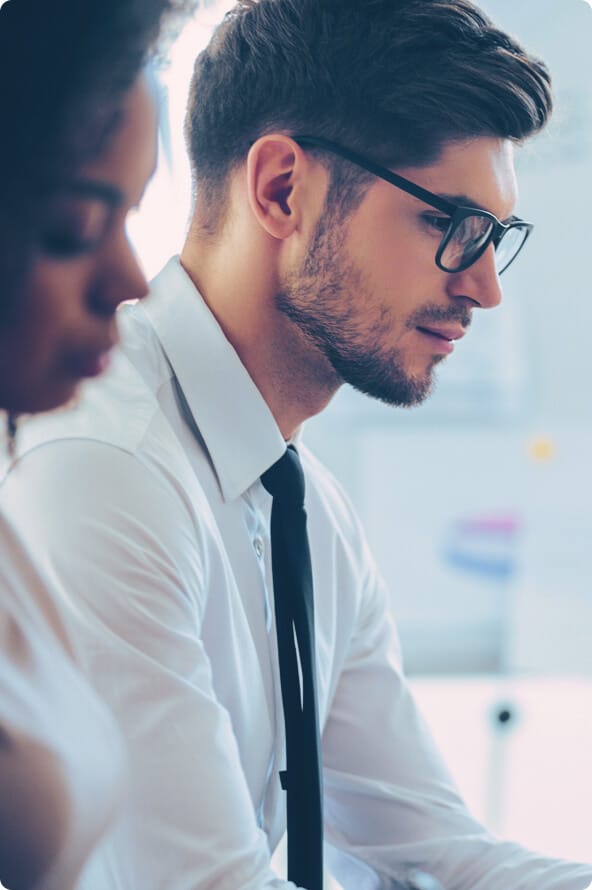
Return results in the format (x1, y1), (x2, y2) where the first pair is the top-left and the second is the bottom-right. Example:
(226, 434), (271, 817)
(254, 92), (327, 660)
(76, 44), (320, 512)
(0, 0), (195, 175)
(185, 0), (553, 233)
(0, 0), (197, 316)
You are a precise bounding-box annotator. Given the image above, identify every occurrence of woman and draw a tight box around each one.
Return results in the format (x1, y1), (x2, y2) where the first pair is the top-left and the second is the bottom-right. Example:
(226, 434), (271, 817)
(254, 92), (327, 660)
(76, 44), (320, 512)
(0, 1), (195, 887)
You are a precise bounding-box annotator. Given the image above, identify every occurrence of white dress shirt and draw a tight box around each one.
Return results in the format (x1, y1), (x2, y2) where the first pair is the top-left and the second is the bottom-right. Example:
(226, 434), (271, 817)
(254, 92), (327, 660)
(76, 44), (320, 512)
(0, 507), (125, 890)
(1, 257), (590, 890)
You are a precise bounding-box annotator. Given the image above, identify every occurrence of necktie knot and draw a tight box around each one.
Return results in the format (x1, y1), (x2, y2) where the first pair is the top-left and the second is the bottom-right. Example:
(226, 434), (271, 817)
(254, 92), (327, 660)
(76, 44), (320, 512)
(261, 445), (305, 507)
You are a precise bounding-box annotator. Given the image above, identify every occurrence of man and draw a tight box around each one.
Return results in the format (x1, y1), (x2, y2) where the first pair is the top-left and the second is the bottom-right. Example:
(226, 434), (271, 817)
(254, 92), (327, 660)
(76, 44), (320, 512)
(2, 0), (591, 888)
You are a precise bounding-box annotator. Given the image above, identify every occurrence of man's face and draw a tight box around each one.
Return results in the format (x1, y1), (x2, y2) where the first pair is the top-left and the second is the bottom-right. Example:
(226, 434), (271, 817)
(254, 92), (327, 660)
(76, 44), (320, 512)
(277, 137), (517, 406)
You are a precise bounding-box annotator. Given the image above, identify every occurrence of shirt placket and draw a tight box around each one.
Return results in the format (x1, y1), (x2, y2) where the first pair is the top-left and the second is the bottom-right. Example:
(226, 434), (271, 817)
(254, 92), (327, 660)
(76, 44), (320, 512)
(242, 483), (285, 842)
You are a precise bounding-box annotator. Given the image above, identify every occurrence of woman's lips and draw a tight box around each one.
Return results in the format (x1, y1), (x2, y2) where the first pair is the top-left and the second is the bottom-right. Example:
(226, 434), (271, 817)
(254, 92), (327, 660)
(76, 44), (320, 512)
(66, 347), (113, 379)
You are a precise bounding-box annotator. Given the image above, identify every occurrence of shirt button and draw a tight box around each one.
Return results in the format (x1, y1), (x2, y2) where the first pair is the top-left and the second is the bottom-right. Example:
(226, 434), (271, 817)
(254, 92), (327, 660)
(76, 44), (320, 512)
(253, 536), (264, 559)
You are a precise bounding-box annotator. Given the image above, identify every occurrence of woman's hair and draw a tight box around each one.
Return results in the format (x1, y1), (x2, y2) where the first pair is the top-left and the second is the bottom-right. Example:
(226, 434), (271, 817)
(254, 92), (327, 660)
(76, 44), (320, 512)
(0, 0), (198, 312)
(0, 0), (197, 176)
(185, 0), (553, 234)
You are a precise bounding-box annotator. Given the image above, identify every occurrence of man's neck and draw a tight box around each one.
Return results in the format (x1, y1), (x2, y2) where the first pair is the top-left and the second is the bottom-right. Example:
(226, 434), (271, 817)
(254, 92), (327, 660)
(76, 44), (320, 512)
(179, 244), (339, 440)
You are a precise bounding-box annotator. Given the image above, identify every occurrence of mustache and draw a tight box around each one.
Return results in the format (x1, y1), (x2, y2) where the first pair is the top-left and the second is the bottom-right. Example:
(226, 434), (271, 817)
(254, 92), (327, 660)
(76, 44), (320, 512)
(406, 304), (472, 331)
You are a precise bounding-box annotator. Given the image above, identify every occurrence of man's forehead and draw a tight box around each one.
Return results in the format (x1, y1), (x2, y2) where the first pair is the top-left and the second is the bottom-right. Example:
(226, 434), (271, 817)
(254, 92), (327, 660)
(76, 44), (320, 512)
(403, 137), (519, 218)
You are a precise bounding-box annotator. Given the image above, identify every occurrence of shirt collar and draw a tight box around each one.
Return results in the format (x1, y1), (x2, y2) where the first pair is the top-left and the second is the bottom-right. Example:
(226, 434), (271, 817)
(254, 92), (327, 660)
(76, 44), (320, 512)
(142, 257), (287, 502)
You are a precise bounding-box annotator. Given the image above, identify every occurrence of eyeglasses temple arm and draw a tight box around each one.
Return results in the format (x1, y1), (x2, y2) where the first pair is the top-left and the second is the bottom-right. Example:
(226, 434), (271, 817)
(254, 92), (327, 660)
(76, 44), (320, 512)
(294, 135), (457, 215)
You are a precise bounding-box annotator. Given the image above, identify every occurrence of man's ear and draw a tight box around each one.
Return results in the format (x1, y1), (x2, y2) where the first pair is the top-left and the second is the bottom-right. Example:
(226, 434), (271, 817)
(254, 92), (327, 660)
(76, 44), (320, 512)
(246, 135), (307, 239)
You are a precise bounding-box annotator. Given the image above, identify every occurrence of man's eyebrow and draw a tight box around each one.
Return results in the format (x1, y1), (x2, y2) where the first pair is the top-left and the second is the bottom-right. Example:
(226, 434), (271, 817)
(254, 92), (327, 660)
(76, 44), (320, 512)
(437, 192), (490, 212)
(59, 178), (124, 207)
(436, 191), (515, 223)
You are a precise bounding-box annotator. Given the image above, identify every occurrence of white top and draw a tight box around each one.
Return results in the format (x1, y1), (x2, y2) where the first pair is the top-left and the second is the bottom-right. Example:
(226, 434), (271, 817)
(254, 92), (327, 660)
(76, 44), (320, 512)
(0, 507), (125, 890)
(1, 257), (590, 890)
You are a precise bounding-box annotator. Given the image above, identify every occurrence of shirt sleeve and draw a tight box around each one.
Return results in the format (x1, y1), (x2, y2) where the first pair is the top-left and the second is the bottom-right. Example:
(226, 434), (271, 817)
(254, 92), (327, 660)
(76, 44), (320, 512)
(1, 439), (300, 890)
(320, 531), (592, 890)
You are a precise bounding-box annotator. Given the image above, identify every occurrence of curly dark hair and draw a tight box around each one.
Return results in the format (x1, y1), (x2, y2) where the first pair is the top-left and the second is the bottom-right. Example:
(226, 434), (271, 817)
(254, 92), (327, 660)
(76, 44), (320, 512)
(185, 0), (553, 235)
(0, 0), (198, 174)
(0, 0), (198, 314)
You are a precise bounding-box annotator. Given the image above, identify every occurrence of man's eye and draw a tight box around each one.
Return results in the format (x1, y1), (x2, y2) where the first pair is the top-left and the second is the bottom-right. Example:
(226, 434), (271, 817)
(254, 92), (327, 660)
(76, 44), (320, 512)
(422, 214), (451, 235)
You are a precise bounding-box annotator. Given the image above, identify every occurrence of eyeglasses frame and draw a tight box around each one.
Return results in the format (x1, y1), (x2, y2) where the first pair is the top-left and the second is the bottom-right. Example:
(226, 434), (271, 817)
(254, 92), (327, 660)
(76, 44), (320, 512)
(293, 135), (533, 275)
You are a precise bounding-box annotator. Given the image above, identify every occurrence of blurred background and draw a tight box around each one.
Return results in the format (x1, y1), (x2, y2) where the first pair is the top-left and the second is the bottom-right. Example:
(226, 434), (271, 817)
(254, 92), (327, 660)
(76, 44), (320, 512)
(128, 0), (592, 876)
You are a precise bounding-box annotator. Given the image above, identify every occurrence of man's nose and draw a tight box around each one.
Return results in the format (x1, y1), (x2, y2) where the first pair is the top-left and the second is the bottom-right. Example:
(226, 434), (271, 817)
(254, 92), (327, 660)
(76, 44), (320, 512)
(446, 243), (503, 310)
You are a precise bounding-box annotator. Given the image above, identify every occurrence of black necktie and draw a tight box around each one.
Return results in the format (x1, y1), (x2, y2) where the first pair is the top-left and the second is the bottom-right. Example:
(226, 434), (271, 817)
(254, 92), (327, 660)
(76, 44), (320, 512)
(261, 445), (324, 890)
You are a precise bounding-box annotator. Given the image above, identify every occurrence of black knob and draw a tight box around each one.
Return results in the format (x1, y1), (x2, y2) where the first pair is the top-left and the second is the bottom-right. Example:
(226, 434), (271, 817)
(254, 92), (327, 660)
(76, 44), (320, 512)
(491, 701), (518, 731)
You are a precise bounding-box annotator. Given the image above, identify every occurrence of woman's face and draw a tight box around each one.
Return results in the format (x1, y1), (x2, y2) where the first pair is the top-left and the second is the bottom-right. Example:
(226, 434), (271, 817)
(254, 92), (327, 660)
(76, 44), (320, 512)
(0, 73), (158, 413)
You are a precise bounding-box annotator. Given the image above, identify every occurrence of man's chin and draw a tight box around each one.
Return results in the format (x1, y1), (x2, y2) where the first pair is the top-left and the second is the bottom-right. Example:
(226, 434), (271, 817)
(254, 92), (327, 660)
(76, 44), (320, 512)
(350, 374), (434, 409)
(328, 349), (438, 410)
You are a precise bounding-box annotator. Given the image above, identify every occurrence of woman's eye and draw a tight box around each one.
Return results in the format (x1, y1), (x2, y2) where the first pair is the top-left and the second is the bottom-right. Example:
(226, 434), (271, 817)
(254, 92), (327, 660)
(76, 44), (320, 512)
(40, 230), (99, 258)
(422, 214), (451, 236)
(37, 200), (110, 259)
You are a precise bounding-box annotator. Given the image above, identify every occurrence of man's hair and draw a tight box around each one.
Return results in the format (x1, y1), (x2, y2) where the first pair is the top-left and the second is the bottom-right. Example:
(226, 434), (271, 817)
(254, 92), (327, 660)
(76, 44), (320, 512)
(0, 0), (197, 316)
(185, 0), (553, 234)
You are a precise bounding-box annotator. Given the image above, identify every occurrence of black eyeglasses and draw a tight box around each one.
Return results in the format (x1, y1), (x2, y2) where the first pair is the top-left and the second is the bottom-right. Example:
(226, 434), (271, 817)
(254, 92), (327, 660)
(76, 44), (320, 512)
(294, 136), (533, 275)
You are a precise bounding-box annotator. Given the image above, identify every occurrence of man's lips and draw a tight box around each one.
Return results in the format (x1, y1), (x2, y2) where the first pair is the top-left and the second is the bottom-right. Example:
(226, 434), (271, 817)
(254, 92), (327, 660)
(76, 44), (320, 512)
(415, 323), (467, 355)
(415, 323), (467, 342)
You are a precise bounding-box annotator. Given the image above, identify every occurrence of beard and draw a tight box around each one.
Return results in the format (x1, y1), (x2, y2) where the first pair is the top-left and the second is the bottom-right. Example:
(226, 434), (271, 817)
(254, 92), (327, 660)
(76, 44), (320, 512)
(276, 211), (467, 408)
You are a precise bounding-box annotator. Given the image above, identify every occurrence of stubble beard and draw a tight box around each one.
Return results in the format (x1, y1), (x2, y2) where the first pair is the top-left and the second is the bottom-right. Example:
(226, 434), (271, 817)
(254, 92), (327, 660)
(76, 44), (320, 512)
(275, 218), (440, 409)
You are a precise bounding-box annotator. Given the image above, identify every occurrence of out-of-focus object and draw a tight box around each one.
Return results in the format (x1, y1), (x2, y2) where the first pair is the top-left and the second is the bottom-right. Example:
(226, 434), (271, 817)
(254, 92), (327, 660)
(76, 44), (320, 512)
(405, 869), (445, 890)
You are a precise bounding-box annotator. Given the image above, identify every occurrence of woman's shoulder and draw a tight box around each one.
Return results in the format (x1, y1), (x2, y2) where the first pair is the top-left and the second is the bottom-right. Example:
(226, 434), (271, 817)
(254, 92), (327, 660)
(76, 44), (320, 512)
(0, 510), (126, 890)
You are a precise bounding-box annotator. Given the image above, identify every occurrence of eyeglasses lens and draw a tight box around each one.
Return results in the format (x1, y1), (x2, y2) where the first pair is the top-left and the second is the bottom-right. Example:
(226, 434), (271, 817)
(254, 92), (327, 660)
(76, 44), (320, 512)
(440, 215), (494, 272)
(493, 224), (528, 274)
